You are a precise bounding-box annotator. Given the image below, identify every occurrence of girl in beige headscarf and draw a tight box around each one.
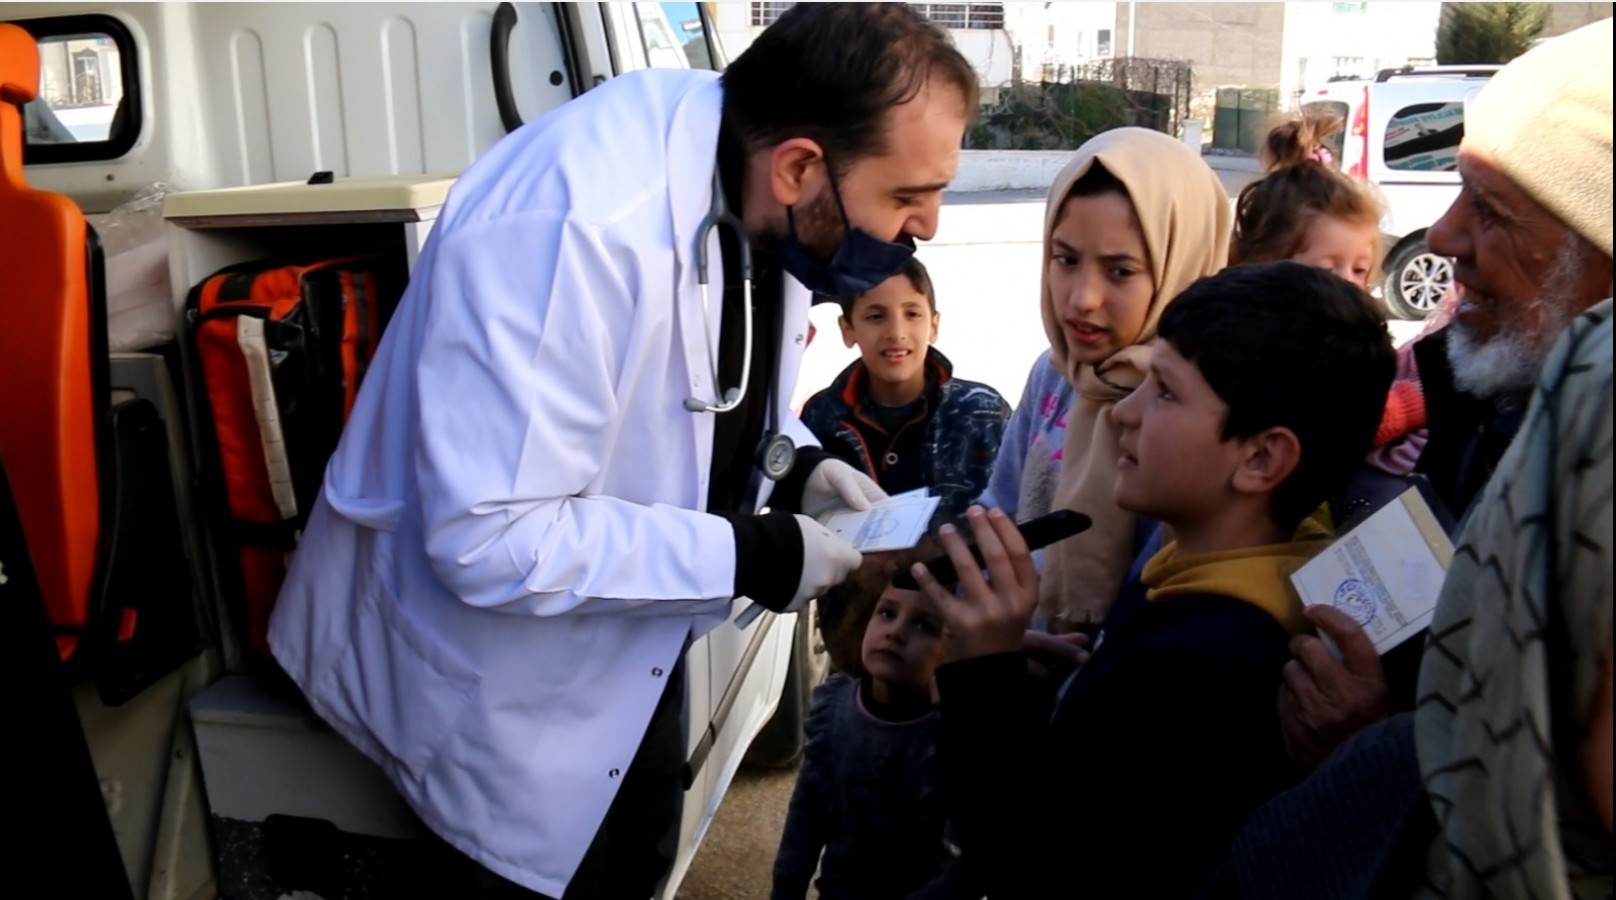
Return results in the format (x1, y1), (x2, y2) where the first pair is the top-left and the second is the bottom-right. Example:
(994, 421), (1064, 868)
(1037, 127), (1232, 630)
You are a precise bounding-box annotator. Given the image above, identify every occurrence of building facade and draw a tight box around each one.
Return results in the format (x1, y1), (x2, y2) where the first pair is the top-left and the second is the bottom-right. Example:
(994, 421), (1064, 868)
(714, 2), (1016, 101)
(1538, 1), (1612, 36)
(712, 2), (1610, 139)
(1002, 2), (1120, 82)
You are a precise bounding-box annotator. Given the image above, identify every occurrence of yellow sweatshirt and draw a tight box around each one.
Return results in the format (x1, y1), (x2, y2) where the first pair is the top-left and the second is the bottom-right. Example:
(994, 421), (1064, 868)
(1140, 519), (1332, 636)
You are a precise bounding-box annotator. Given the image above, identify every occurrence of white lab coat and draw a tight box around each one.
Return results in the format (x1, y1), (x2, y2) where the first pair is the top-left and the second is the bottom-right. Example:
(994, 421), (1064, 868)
(267, 69), (816, 898)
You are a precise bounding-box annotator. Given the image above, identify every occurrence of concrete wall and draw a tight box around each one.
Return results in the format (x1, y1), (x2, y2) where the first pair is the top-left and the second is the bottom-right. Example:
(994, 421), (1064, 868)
(949, 150), (1072, 193)
(1543, 1), (1613, 36)
(1120, 2), (1286, 93)
(948, 140), (1240, 194)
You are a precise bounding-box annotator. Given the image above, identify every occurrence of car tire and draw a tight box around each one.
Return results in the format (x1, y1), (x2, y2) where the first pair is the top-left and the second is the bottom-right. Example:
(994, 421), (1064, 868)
(743, 603), (828, 768)
(1384, 236), (1453, 321)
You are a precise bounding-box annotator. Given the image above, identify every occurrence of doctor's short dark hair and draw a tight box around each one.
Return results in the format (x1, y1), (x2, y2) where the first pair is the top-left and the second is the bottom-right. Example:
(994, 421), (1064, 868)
(722, 2), (979, 173)
(1157, 261), (1396, 528)
(835, 257), (937, 320)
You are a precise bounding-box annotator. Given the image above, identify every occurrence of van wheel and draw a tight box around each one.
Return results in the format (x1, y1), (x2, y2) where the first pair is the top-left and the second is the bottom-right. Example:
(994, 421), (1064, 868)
(1384, 237), (1452, 321)
(744, 603), (828, 768)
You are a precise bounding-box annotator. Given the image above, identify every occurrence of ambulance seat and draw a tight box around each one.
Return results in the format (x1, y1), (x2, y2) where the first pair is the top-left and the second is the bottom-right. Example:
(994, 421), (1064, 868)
(0, 22), (200, 702)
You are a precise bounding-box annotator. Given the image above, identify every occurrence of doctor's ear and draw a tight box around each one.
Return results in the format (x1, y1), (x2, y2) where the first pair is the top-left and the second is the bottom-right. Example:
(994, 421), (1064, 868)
(767, 138), (828, 208)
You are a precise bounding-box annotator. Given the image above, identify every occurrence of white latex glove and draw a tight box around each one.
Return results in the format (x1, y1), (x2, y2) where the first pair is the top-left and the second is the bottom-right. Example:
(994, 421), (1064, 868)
(800, 458), (888, 520)
(787, 514), (864, 613)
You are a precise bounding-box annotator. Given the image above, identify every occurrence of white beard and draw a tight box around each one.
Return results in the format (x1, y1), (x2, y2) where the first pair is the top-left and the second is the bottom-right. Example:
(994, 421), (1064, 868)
(1447, 237), (1582, 399)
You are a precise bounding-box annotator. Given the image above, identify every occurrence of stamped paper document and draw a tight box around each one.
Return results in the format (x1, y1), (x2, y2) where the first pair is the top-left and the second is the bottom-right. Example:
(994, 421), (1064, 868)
(1290, 486), (1454, 655)
(735, 490), (941, 629)
(821, 494), (942, 553)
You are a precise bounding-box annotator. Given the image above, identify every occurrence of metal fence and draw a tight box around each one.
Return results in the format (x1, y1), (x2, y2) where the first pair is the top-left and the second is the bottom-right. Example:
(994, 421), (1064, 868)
(966, 57), (1194, 150)
(1075, 57), (1194, 137)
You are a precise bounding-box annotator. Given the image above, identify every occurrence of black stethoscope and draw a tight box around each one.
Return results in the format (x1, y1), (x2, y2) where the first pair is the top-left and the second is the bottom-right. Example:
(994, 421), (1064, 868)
(684, 168), (797, 483)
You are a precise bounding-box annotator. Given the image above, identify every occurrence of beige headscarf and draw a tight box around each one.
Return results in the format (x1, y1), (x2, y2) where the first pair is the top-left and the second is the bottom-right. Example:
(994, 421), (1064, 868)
(1038, 127), (1232, 628)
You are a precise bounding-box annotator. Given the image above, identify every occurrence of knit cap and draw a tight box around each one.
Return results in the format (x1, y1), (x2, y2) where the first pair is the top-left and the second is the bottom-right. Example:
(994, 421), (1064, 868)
(1464, 18), (1613, 258)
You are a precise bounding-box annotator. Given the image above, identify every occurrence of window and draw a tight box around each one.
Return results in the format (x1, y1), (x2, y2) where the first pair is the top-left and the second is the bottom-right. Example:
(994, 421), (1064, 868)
(1097, 28), (1113, 57)
(1383, 102), (1464, 172)
(751, 1), (793, 27)
(13, 14), (142, 164)
(636, 3), (720, 70)
(751, 2), (1003, 31)
(966, 4), (1006, 30)
(1331, 56), (1367, 78)
(911, 3), (1005, 30)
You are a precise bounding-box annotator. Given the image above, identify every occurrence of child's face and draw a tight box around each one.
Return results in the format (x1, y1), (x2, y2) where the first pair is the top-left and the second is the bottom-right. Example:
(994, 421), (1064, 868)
(1048, 192), (1157, 366)
(1293, 216), (1378, 289)
(861, 587), (946, 692)
(1110, 339), (1243, 525)
(839, 275), (938, 396)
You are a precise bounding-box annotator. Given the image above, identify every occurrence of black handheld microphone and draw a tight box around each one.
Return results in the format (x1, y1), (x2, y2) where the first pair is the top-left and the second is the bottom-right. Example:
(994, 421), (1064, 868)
(891, 509), (1092, 590)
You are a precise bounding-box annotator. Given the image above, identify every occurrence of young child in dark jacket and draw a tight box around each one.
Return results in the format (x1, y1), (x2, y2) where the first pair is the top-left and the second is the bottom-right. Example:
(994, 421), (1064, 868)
(801, 258), (1010, 522)
(912, 262), (1397, 899)
(771, 571), (974, 900)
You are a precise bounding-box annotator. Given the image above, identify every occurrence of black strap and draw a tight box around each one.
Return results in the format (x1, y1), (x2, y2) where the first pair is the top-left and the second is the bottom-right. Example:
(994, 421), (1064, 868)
(232, 517), (302, 551)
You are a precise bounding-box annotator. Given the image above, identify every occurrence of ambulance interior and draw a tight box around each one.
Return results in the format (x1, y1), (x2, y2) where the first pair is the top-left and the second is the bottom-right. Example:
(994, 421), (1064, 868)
(0, 5), (806, 899)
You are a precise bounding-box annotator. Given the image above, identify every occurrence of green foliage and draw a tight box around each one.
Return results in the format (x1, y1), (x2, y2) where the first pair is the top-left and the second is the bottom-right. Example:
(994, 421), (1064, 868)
(1436, 2), (1549, 65)
(966, 58), (1192, 151)
(966, 81), (1135, 150)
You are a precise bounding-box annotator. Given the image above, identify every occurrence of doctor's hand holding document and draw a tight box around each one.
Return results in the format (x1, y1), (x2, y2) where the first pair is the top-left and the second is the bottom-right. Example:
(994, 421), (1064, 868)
(264, 4), (979, 899)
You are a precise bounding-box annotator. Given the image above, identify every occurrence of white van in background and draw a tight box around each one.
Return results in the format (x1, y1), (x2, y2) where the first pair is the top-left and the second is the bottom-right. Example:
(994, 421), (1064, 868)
(1305, 65), (1498, 320)
(2, 4), (813, 899)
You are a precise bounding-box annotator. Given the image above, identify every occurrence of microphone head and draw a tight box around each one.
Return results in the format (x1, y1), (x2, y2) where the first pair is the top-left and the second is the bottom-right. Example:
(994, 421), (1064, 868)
(684, 396), (708, 413)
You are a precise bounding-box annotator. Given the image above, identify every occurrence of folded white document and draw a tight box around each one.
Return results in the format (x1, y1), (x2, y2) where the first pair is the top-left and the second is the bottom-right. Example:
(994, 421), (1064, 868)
(735, 490), (941, 630)
(821, 493), (941, 553)
(1290, 486), (1454, 656)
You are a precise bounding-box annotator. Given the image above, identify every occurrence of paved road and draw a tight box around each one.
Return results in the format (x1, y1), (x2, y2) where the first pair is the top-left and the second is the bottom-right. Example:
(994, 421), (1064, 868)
(677, 165), (1421, 900)
(674, 765), (804, 900)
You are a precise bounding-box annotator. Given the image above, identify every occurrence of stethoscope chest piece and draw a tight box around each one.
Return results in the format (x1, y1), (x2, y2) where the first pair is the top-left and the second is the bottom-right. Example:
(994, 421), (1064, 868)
(758, 432), (797, 482)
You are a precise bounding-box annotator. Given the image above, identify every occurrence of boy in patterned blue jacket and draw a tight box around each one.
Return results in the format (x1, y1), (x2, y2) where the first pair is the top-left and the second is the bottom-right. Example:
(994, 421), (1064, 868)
(801, 258), (1010, 523)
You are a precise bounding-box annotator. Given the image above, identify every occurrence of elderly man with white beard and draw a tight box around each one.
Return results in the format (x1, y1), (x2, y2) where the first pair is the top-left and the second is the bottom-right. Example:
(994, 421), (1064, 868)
(1273, 18), (1614, 774)
(1410, 100), (1614, 526)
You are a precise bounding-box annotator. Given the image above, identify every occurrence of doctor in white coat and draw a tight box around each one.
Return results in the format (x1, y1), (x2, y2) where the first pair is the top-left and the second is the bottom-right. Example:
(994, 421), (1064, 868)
(267, 4), (979, 898)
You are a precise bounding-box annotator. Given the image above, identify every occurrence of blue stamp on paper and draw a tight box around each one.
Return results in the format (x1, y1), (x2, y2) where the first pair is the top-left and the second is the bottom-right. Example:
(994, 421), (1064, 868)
(1332, 578), (1377, 626)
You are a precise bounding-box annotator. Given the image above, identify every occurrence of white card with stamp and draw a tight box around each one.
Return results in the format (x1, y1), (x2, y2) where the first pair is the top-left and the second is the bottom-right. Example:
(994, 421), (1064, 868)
(1290, 486), (1455, 655)
(821, 493), (940, 553)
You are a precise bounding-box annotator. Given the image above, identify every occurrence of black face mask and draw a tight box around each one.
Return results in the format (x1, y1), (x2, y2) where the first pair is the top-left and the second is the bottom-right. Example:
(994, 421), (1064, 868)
(778, 166), (915, 298)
